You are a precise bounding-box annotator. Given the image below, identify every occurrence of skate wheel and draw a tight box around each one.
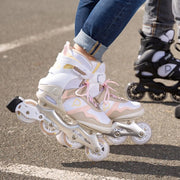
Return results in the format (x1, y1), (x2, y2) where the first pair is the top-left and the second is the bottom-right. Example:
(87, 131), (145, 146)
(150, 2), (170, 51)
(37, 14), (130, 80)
(56, 131), (83, 149)
(105, 134), (127, 145)
(126, 82), (145, 101)
(170, 93), (180, 103)
(40, 120), (59, 136)
(148, 91), (166, 101)
(85, 138), (109, 161)
(56, 131), (66, 146)
(175, 105), (180, 119)
(131, 122), (151, 145)
(16, 99), (37, 123)
(63, 133), (83, 149)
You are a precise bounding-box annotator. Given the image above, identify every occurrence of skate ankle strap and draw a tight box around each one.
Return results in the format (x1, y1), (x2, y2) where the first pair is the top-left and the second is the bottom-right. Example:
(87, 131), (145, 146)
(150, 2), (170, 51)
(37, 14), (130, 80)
(139, 29), (173, 52)
(75, 71), (106, 98)
(60, 56), (106, 84)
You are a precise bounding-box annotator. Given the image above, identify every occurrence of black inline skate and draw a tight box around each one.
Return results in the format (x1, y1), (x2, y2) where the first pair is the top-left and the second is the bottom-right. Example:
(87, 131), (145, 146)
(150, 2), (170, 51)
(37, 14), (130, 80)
(127, 29), (180, 102)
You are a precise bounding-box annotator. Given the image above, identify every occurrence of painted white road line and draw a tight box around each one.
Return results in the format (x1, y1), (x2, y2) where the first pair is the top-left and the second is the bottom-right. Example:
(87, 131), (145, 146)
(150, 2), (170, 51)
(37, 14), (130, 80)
(0, 23), (74, 53)
(0, 161), (121, 180)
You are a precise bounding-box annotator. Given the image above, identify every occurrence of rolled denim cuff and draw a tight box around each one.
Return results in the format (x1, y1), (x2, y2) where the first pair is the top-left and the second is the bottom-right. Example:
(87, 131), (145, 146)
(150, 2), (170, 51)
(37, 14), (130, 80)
(74, 29), (108, 62)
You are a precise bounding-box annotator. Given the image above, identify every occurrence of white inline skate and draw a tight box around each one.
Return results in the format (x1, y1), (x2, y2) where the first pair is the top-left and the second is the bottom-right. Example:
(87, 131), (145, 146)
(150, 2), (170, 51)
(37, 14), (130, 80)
(7, 42), (151, 161)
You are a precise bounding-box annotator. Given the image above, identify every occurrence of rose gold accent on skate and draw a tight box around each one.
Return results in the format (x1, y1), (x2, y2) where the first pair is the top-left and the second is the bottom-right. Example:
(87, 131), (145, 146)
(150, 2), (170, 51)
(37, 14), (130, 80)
(63, 42), (82, 63)
(75, 83), (90, 98)
(63, 64), (87, 76)
(73, 66), (86, 75)
(95, 80), (144, 120)
(62, 41), (69, 56)
(40, 120), (56, 136)
(62, 89), (102, 112)
(63, 134), (72, 148)
(66, 105), (101, 123)
(25, 101), (37, 106)
(105, 102), (131, 116)
(61, 90), (76, 101)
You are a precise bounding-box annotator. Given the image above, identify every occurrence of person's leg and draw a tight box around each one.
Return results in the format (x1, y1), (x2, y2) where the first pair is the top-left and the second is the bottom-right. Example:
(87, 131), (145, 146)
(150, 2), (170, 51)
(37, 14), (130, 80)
(37, 0), (146, 130)
(138, 0), (180, 57)
(130, 0), (180, 102)
(173, 0), (180, 41)
(74, 0), (146, 62)
(75, 0), (100, 36)
(73, 0), (146, 120)
(7, 0), (152, 159)
(143, 0), (175, 37)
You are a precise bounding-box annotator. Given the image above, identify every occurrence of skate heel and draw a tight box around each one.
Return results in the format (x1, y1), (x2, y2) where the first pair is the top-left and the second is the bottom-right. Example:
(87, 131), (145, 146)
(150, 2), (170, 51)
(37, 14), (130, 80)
(7, 96), (23, 113)
(7, 97), (44, 123)
(7, 97), (110, 161)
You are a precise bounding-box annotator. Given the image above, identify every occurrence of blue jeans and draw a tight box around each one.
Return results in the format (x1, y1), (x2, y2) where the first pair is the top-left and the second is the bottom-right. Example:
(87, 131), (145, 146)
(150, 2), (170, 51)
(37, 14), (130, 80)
(74, 0), (145, 61)
(143, 0), (180, 38)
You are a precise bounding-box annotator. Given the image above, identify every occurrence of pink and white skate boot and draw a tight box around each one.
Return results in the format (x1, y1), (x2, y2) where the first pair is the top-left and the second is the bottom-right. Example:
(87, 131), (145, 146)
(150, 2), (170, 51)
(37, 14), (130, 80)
(37, 42), (113, 131)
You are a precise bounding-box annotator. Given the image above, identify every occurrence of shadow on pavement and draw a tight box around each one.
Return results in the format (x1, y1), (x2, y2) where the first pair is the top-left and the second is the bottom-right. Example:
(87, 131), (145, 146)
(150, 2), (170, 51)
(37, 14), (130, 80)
(140, 100), (178, 107)
(62, 160), (180, 178)
(62, 144), (180, 178)
(110, 144), (180, 160)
